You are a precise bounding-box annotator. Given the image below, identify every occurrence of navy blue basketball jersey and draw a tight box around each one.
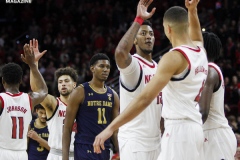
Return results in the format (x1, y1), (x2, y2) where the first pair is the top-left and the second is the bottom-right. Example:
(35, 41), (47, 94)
(28, 119), (49, 160)
(75, 82), (114, 149)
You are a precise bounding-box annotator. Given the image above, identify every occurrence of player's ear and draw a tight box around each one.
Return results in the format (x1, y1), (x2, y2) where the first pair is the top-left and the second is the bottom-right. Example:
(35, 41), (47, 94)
(134, 38), (137, 45)
(73, 82), (77, 88)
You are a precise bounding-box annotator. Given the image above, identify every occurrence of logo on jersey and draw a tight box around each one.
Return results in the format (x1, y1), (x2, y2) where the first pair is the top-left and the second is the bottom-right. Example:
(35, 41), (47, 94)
(145, 74), (155, 84)
(88, 93), (93, 96)
(107, 93), (112, 101)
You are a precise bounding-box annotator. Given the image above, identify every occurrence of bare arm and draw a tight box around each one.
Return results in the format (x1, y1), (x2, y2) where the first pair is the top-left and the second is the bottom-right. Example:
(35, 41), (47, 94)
(62, 86), (84, 160)
(185, 0), (203, 47)
(22, 44), (48, 108)
(27, 130), (50, 150)
(111, 90), (120, 153)
(115, 0), (156, 69)
(93, 50), (185, 153)
(199, 67), (220, 123)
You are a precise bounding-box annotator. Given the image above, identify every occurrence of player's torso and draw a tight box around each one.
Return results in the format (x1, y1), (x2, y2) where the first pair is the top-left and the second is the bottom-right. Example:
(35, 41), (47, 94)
(28, 120), (49, 160)
(0, 92), (32, 150)
(162, 45), (208, 124)
(203, 63), (230, 130)
(119, 54), (162, 138)
(47, 98), (76, 151)
(75, 82), (114, 148)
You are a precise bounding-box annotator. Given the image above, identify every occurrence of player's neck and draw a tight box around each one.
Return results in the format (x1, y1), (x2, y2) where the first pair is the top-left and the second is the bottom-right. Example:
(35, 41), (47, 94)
(136, 49), (152, 62)
(89, 80), (106, 93)
(5, 87), (20, 94)
(171, 34), (195, 48)
(59, 95), (69, 105)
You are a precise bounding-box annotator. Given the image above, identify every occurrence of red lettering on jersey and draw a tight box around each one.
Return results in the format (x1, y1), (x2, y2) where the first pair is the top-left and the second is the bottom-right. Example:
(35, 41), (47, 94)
(7, 106), (27, 114)
(72, 122), (77, 132)
(58, 110), (66, 117)
(195, 66), (207, 75)
(145, 74), (154, 83)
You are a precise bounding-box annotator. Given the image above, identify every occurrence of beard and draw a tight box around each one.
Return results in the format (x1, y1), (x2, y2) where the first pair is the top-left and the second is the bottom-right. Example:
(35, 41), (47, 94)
(60, 90), (71, 96)
(139, 47), (153, 55)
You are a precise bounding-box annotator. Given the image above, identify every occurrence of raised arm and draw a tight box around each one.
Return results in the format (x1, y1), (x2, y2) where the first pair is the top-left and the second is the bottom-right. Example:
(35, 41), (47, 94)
(185, 0), (203, 47)
(115, 0), (156, 69)
(62, 86), (84, 160)
(29, 39), (56, 114)
(199, 67), (220, 123)
(22, 44), (48, 108)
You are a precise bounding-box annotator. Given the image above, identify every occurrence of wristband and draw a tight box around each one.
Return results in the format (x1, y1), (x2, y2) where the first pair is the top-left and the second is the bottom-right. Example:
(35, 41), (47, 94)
(134, 16), (144, 25)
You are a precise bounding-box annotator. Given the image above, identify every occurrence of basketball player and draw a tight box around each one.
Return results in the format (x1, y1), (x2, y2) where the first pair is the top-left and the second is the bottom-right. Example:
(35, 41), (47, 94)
(0, 44), (48, 160)
(29, 39), (77, 160)
(28, 104), (49, 160)
(62, 53), (120, 160)
(199, 32), (237, 159)
(114, 10), (161, 160)
(93, 0), (207, 159)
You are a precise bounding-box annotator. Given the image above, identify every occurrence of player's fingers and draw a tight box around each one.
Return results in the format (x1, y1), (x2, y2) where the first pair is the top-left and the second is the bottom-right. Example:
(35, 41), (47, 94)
(149, 7), (156, 17)
(41, 50), (47, 55)
(29, 40), (32, 48)
(100, 139), (105, 151)
(36, 39), (38, 48)
(146, 0), (153, 8)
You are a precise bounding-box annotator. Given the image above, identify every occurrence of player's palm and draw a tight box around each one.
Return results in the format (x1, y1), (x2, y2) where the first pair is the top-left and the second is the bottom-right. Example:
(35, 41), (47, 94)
(93, 128), (113, 154)
(136, 0), (156, 20)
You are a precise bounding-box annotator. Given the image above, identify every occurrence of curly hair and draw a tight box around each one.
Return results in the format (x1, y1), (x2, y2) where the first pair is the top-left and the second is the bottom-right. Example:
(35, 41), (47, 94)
(55, 67), (78, 82)
(1, 63), (23, 85)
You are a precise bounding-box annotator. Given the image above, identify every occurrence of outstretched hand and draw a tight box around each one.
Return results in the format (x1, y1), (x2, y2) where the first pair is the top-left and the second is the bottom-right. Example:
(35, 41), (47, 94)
(136, 0), (156, 20)
(29, 39), (47, 62)
(93, 128), (114, 154)
(185, 0), (200, 11)
(22, 44), (35, 66)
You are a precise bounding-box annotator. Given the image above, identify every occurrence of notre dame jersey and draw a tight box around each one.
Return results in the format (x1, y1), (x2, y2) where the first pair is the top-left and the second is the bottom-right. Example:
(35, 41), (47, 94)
(74, 82), (114, 149)
(28, 119), (49, 160)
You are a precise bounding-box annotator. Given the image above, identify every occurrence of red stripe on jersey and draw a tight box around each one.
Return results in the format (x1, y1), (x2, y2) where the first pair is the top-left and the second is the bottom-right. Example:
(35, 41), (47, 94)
(133, 56), (156, 68)
(5, 92), (23, 97)
(173, 49), (191, 70)
(0, 96), (4, 108)
(58, 97), (67, 106)
(181, 46), (201, 52)
(28, 94), (32, 111)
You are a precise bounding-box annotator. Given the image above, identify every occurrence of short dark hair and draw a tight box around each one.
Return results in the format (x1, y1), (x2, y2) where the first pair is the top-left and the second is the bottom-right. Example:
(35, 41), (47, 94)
(142, 20), (152, 28)
(1, 63), (23, 85)
(55, 67), (78, 82)
(34, 104), (45, 110)
(163, 6), (188, 26)
(89, 53), (110, 66)
(203, 32), (222, 61)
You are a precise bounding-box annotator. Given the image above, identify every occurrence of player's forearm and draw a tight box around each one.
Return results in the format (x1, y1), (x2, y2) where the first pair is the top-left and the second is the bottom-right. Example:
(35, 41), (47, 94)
(62, 127), (71, 160)
(111, 130), (119, 153)
(115, 22), (140, 56)
(36, 137), (50, 151)
(30, 63), (47, 94)
(188, 8), (203, 43)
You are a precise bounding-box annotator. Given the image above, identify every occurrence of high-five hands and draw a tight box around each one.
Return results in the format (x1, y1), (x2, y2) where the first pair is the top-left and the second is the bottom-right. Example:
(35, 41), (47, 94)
(29, 39), (47, 62)
(185, 0), (200, 11)
(137, 0), (156, 20)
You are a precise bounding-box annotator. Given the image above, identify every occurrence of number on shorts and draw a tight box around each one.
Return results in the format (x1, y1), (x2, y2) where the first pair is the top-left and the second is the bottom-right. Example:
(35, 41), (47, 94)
(97, 108), (107, 124)
(11, 116), (24, 139)
(194, 80), (205, 102)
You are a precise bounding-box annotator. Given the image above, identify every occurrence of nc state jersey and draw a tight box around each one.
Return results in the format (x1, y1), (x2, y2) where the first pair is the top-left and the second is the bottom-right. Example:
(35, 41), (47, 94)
(46, 98), (76, 152)
(0, 92), (32, 150)
(118, 54), (162, 151)
(203, 63), (230, 130)
(162, 45), (208, 124)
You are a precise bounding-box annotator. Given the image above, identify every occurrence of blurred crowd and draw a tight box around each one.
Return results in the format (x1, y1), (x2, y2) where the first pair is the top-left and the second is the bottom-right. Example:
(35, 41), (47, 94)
(1, 0), (240, 157)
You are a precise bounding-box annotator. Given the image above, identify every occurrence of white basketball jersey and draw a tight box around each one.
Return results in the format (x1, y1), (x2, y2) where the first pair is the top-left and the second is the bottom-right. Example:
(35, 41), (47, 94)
(119, 54), (162, 150)
(162, 45), (208, 124)
(203, 63), (230, 130)
(0, 92), (32, 150)
(47, 98), (75, 152)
